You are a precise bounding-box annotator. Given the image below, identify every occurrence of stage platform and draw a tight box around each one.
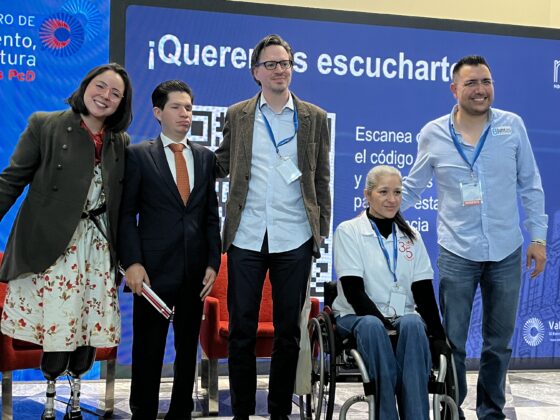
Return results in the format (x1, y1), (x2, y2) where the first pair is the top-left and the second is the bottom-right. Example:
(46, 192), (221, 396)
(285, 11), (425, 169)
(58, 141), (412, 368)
(2, 371), (560, 419)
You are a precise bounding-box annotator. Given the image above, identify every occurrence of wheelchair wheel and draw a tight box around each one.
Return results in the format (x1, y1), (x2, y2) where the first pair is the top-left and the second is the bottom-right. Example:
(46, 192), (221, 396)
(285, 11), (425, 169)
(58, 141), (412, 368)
(440, 353), (459, 420)
(300, 313), (336, 420)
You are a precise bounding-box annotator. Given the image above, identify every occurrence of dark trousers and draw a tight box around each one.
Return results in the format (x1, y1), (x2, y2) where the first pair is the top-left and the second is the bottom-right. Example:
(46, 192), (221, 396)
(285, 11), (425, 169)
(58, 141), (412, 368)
(130, 283), (202, 420)
(227, 238), (313, 416)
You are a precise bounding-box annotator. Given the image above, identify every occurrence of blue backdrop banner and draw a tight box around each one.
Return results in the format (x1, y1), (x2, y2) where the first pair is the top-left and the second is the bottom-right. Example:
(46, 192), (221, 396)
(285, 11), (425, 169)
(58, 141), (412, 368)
(114, 1), (560, 364)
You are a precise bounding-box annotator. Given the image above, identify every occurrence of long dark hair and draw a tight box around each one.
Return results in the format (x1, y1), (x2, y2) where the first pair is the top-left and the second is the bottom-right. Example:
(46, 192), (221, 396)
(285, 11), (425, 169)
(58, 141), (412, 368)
(66, 62), (133, 133)
(365, 165), (416, 241)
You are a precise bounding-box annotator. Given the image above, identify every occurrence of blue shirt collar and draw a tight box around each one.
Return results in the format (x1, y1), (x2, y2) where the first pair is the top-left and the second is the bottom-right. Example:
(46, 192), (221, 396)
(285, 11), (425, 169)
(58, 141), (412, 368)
(450, 105), (494, 130)
(259, 92), (295, 114)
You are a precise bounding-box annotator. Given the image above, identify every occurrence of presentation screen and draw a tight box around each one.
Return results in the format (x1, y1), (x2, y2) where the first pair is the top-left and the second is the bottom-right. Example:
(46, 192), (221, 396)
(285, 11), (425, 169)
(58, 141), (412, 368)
(111, 0), (560, 364)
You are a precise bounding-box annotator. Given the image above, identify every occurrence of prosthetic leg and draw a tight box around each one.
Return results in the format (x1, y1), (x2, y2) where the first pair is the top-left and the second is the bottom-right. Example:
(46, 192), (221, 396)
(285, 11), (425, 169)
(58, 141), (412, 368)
(64, 346), (97, 420)
(40, 352), (71, 420)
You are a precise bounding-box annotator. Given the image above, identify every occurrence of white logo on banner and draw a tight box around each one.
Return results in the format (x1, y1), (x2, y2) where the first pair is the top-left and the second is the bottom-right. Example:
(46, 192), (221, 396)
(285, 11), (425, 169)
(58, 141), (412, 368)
(523, 317), (545, 347)
(554, 60), (560, 89)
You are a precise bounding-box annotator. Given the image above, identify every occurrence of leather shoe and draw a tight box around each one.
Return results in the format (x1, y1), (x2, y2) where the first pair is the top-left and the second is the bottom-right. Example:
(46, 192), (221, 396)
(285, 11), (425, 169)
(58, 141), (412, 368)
(270, 415), (289, 420)
(232, 416), (249, 420)
(165, 411), (190, 419)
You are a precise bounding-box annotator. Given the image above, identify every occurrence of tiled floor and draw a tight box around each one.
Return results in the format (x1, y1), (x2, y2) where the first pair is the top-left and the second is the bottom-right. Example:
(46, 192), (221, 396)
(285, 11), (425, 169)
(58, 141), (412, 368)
(4, 371), (560, 419)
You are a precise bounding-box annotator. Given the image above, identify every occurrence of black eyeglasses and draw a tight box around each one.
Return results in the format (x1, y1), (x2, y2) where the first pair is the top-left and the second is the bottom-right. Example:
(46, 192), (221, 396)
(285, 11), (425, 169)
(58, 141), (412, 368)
(255, 60), (293, 70)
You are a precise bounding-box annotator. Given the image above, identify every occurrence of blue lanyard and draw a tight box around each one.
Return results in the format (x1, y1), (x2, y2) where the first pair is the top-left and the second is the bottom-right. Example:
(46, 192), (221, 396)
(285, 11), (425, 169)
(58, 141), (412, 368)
(448, 117), (491, 173)
(261, 105), (298, 154)
(369, 220), (398, 283)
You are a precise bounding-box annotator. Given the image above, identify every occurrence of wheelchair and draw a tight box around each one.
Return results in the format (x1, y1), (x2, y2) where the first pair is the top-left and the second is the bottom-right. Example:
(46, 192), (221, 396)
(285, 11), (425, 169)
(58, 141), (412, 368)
(299, 281), (459, 420)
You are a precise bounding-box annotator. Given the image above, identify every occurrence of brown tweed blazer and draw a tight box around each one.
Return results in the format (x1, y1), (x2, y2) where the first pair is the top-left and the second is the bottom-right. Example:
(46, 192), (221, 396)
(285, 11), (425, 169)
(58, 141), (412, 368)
(216, 93), (331, 258)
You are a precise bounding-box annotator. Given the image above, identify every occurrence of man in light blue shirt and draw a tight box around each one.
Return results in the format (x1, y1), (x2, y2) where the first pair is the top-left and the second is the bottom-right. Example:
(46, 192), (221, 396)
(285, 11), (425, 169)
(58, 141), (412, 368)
(402, 55), (547, 420)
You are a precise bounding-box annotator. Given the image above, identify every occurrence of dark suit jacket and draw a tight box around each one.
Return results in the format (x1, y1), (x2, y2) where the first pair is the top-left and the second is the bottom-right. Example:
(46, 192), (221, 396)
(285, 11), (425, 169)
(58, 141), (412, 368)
(0, 110), (129, 281)
(216, 93), (331, 257)
(118, 137), (221, 295)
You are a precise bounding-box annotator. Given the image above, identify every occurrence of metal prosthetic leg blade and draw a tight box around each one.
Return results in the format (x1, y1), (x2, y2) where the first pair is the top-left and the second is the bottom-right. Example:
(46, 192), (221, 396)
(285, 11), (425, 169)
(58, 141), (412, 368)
(41, 380), (57, 420)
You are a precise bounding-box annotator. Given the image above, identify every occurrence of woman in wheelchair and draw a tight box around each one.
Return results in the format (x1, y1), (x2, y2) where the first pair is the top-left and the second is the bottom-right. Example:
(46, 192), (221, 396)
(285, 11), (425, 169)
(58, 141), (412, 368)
(332, 165), (451, 420)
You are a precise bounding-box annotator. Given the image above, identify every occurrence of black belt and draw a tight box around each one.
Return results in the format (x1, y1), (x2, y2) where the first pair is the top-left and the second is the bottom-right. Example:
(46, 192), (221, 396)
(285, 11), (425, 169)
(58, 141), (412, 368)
(81, 204), (106, 219)
(81, 203), (108, 243)
(81, 203), (118, 279)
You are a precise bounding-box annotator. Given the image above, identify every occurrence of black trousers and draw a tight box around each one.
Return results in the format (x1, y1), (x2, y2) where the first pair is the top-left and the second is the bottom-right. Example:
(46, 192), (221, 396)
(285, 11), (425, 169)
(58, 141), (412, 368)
(130, 282), (202, 420)
(227, 238), (313, 416)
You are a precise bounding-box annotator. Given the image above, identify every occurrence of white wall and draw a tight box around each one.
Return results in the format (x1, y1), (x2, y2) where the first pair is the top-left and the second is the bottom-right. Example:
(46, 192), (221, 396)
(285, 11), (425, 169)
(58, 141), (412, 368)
(232, 0), (560, 28)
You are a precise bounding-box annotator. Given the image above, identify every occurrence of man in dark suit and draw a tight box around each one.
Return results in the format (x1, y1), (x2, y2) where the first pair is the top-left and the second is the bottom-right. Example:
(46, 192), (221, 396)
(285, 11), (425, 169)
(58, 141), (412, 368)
(118, 80), (221, 420)
(215, 34), (331, 420)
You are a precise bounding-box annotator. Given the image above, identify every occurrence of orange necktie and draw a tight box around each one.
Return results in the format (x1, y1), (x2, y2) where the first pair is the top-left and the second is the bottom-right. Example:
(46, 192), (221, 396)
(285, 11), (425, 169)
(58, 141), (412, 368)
(169, 143), (190, 204)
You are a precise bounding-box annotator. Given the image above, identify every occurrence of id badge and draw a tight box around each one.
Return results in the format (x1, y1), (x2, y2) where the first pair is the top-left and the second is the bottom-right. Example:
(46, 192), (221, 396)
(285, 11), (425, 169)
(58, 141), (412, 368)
(460, 179), (482, 206)
(389, 284), (407, 317)
(275, 156), (302, 184)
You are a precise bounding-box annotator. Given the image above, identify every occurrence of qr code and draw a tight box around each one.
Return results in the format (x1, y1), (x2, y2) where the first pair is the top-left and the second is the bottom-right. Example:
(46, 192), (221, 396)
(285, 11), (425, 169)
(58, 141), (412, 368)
(192, 105), (336, 301)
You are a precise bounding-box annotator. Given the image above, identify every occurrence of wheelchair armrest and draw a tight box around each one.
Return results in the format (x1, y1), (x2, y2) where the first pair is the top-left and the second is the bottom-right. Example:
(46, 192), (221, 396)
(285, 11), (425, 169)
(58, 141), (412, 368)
(428, 336), (453, 369)
(436, 354), (448, 382)
(428, 354), (449, 394)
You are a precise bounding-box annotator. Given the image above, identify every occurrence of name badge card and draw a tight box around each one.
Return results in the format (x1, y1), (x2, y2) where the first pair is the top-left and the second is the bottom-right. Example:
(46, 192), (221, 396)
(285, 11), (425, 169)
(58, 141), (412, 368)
(460, 179), (483, 206)
(275, 156), (302, 184)
(389, 284), (407, 317)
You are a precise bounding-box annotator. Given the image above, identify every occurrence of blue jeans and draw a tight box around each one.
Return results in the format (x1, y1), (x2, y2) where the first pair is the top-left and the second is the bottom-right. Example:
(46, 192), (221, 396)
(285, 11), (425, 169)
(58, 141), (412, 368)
(437, 246), (522, 420)
(336, 313), (431, 420)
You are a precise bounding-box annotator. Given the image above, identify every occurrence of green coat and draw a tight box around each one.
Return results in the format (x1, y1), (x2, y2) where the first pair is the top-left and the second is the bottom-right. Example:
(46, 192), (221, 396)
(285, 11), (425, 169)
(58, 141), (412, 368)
(0, 109), (129, 281)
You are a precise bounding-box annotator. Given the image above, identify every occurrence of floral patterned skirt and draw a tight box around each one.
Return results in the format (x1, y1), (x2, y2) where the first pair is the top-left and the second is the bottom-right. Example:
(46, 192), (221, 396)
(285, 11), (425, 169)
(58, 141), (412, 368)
(1, 167), (120, 351)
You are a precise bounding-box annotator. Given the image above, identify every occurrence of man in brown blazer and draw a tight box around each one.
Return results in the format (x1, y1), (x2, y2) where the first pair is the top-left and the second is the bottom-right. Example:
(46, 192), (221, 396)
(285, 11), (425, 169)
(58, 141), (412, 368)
(215, 34), (331, 420)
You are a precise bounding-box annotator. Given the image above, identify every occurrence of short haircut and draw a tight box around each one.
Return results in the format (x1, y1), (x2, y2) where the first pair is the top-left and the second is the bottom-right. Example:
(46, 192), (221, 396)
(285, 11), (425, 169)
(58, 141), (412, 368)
(452, 55), (491, 80)
(66, 62), (133, 133)
(250, 34), (294, 85)
(151, 80), (194, 110)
